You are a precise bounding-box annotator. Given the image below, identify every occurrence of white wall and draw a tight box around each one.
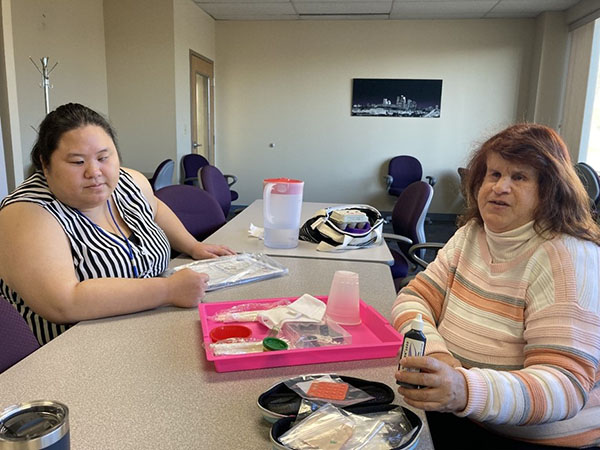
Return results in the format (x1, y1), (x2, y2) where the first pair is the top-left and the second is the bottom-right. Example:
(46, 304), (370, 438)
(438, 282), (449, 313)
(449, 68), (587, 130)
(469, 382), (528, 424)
(215, 19), (536, 214)
(11, 0), (108, 178)
(173, 0), (215, 181)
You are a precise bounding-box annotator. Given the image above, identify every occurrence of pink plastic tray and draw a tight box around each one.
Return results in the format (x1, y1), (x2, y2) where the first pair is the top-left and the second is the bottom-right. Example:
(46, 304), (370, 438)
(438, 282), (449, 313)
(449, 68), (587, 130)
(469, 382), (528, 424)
(198, 296), (403, 373)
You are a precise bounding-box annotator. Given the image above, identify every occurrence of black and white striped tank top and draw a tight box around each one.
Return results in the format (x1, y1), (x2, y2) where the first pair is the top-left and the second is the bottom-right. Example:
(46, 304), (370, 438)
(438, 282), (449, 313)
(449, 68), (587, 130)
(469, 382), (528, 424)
(0, 169), (171, 345)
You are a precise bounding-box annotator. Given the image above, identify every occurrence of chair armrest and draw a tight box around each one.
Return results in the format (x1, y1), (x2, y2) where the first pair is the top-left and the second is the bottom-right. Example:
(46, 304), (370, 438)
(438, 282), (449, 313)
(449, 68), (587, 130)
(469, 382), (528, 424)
(383, 232), (412, 245)
(384, 233), (416, 273)
(408, 242), (444, 269)
(425, 175), (437, 187)
(183, 176), (198, 186)
(224, 174), (238, 188)
(383, 174), (393, 190)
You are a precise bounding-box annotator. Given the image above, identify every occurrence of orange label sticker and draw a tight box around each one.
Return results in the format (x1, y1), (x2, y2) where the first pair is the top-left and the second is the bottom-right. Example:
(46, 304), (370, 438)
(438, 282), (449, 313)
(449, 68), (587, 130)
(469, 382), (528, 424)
(307, 381), (349, 401)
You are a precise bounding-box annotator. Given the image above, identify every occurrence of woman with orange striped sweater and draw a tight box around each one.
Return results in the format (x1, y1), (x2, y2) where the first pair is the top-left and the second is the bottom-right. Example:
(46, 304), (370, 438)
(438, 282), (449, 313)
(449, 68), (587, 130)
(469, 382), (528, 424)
(393, 123), (600, 449)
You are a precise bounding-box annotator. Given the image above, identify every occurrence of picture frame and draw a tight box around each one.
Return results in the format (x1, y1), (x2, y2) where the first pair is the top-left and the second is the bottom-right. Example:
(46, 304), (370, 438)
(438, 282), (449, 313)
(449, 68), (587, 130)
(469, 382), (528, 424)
(351, 78), (442, 118)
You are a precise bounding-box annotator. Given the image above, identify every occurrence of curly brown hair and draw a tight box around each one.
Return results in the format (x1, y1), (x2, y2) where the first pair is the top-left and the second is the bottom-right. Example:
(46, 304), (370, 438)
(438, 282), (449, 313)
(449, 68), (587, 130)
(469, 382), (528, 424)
(459, 123), (600, 245)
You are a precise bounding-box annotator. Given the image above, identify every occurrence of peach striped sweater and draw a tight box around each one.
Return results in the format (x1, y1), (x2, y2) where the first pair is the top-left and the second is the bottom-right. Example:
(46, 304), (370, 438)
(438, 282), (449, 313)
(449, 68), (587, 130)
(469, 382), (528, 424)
(391, 220), (600, 447)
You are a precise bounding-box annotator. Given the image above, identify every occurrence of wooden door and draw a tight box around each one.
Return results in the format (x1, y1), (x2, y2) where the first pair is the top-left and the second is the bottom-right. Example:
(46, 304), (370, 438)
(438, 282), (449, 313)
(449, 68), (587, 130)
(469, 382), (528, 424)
(190, 51), (214, 163)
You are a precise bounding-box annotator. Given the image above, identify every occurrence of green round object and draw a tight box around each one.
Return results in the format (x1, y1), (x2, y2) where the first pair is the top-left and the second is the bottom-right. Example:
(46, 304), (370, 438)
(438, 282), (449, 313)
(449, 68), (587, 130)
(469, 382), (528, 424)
(263, 337), (288, 351)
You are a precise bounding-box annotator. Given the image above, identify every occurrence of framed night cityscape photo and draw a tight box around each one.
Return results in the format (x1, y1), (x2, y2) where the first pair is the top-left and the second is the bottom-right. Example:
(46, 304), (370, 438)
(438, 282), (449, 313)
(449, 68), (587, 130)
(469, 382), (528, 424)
(351, 78), (442, 118)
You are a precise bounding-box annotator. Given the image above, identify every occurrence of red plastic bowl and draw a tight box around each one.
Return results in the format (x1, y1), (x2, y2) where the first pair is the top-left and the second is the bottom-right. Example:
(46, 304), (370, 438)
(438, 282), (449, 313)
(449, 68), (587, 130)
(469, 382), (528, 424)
(209, 325), (252, 342)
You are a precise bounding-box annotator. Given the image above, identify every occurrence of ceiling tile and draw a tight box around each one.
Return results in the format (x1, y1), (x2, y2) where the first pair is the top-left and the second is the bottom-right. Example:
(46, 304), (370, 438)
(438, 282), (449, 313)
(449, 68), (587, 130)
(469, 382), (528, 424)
(294, 1), (392, 14)
(293, 0), (390, 2)
(197, 2), (296, 17)
(193, 0), (583, 21)
(486, 0), (580, 18)
(390, 1), (497, 19)
(213, 14), (299, 19)
(195, 0), (289, 4)
(299, 13), (389, 20)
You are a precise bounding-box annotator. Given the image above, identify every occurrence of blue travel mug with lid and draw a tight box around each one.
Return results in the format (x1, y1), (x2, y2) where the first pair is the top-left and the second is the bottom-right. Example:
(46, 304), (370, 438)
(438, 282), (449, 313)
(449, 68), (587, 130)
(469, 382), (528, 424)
(0, 400), (69, 449)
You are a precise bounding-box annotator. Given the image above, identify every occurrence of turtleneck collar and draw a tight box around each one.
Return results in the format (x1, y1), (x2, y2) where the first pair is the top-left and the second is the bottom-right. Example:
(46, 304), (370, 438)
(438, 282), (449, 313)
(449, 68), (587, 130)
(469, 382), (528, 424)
(483, 220), (542, 263)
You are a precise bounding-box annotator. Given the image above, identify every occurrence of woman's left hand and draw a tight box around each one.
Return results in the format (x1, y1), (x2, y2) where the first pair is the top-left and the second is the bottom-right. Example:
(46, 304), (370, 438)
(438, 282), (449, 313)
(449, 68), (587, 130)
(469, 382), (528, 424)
(190, 242), (236, 259)
(395, 356), (467, 413)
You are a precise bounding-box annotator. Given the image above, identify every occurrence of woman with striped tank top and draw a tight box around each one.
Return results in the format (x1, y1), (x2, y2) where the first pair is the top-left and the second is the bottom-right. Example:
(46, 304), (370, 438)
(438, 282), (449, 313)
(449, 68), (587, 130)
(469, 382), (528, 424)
(393, 124), (600, 449)
(0, 103), (234, 346)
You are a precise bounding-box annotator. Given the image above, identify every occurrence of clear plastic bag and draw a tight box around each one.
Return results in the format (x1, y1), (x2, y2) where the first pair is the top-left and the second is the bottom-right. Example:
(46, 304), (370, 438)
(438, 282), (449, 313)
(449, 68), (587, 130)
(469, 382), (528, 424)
(280, 403), (416, 450)
(280, 403), (355, 450)
(208, 338), (264, 355)
(284, 374), (375, 410)
(208, 299), (292, 323)
(345, 407), (416, 449)
(164, 253), (288, 291)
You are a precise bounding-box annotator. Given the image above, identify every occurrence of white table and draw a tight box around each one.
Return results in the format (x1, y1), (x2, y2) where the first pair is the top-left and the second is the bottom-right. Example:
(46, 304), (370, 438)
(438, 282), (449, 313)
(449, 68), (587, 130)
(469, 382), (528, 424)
(0, 257), (432, 450)
(205, 200), (394, 265)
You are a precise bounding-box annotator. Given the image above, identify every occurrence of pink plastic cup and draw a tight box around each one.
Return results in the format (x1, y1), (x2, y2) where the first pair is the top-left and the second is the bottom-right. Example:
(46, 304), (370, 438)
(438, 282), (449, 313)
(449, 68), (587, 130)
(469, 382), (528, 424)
(325, 271), (361, 325)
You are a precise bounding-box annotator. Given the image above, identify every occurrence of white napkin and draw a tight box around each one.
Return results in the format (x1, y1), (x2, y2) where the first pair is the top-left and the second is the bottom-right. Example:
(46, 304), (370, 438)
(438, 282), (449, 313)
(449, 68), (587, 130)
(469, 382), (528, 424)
(248, 223), (264, 240)
(288, 294), (327, 321)
(257, 294), (326, 330)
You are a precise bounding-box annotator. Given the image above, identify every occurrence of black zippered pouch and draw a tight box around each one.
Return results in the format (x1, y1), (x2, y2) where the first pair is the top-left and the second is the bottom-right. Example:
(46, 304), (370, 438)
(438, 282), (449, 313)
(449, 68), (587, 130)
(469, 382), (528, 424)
(257, 374), (423, 450)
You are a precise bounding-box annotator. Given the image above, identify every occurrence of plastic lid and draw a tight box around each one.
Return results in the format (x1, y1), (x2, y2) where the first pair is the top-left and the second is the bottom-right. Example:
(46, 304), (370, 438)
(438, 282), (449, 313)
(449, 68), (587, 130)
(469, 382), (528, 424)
(411, 313), (424, 332)
(262, 337), (289, 351)
(209, 325), (252, 342)
(263, 178), (303, 184)
(0, 400), (69, 445)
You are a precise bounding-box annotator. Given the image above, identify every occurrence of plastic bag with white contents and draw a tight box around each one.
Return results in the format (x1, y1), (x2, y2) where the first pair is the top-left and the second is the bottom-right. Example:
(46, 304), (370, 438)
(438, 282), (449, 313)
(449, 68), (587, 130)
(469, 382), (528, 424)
(280, 403), (416, 450)
(208, 299), (292, 323)
(280, 403), (355, 450)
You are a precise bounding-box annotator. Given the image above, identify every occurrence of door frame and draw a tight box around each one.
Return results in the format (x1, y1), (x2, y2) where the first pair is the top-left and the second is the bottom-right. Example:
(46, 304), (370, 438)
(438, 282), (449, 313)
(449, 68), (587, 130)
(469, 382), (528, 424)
(189, 50), (215, 163)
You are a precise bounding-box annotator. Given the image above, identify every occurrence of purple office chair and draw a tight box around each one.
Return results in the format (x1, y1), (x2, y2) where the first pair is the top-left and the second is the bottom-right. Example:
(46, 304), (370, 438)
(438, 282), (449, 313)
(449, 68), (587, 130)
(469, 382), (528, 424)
(0, 295), (40, 374)
(199, 165), (237, 217)
(181, 154), (239, 203)
(383, 181), (434, 291)
(181, 154), (210, 186)
(155, 184), (226, 241)
(384, 155), (436, 197)
(149, 159), (174, 191)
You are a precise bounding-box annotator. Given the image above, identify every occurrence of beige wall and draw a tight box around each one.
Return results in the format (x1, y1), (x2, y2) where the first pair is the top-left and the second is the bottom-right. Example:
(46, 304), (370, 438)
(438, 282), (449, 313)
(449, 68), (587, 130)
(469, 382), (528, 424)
(215, 19), (536, 214)
(1, 0), (215, 185)
(103, 0), (176, 175)
(0, 1), (581, 210)
(562, 21), (597, 162)
(528, 12), (569, 130)
(173, 0), (215, 181)
(11, 0), (108, 178)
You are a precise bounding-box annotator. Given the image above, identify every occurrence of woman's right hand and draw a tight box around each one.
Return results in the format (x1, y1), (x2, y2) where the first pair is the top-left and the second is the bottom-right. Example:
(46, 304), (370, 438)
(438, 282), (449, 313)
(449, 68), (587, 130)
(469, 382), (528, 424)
(166, 269), (209, 307)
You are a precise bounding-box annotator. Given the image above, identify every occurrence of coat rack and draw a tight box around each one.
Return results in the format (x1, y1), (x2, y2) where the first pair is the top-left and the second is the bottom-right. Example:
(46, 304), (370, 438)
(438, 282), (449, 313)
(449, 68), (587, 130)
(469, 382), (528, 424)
(29, 56), (58, 115)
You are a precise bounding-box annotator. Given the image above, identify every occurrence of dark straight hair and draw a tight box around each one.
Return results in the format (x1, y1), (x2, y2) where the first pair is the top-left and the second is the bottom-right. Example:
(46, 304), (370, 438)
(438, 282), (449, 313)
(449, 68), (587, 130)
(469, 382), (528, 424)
(31, 103), (119, 170)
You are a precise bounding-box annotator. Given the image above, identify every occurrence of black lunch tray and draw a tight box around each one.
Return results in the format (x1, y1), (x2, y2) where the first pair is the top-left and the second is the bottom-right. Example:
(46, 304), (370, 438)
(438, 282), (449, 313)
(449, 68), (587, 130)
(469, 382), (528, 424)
(258, 374), (423, 450)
